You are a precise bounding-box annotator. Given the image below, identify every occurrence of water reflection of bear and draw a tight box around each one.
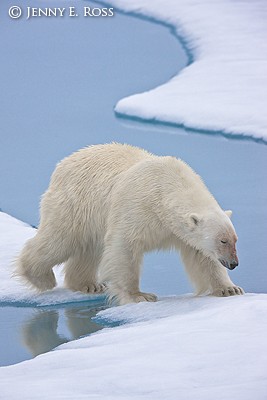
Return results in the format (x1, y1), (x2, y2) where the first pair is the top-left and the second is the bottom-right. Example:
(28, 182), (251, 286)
(21, 306), (104, 357)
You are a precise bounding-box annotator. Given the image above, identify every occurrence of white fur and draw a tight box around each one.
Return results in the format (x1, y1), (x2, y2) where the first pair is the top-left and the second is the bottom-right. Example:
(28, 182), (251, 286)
(16, 143), (244, 304)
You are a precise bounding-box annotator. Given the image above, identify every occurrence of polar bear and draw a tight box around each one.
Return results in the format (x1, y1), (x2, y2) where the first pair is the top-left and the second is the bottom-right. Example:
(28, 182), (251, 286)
(16, 143), (244, 304)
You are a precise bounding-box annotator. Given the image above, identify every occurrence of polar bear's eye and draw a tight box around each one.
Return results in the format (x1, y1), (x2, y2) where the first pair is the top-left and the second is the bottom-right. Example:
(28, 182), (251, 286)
(221, 240), (227, 244)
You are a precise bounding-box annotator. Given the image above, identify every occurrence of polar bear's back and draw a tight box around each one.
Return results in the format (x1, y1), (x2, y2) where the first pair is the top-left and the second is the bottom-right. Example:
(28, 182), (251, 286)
(51, 143), (152, 189)
(40, 143), (153, 238)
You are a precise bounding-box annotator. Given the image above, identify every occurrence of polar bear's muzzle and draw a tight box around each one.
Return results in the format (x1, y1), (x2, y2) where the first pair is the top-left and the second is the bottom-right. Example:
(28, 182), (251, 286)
(219, 257), (239, 270)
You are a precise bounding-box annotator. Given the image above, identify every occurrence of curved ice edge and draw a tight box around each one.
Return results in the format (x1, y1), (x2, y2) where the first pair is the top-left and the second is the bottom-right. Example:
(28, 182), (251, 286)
(92, 0), (194, 65)
(115, 111), (267, 145)
(93, 0), (266, 145)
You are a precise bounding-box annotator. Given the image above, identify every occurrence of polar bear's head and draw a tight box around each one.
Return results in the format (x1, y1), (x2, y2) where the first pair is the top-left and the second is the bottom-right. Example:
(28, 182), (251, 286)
(184, 209), (239, 270)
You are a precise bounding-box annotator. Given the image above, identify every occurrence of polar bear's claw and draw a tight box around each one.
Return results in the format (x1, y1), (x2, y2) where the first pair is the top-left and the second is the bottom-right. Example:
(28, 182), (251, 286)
(234, 286), (245, 295)
(212, 285), (245, 297)
(84, 283), (107, 294)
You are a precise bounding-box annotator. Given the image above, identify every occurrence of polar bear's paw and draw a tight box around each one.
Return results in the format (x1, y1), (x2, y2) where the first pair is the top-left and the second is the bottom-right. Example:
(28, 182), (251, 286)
(118, 291), (158, 305)
(212, 285), (245, 297)
(132, 291), (158, 303)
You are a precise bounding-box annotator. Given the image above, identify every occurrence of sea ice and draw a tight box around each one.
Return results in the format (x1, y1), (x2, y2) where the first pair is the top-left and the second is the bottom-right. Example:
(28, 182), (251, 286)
(103, 0), (267, 140)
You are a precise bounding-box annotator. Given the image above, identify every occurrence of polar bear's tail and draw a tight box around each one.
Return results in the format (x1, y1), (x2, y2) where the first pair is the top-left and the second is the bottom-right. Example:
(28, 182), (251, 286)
(15, 233), (62, 291)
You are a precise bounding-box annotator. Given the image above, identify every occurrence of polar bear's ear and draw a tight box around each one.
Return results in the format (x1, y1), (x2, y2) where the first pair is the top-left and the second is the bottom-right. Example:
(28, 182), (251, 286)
(225, 210), (233, 219)
(190, 213), (201, 227)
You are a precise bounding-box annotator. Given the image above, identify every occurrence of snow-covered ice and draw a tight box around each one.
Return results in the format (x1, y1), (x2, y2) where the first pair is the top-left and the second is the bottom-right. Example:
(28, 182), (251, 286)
(0, 211), (267, 399)
(1, 295), (267, 399)
(101, 0), (267, 140)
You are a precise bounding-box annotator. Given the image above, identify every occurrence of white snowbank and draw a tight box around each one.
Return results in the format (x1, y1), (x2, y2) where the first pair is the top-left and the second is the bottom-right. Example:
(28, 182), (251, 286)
(0, 212), (267, 399)
(0, 212), (104, 306)
(104, 0), (267, 140)
(0, 292), (267, 399)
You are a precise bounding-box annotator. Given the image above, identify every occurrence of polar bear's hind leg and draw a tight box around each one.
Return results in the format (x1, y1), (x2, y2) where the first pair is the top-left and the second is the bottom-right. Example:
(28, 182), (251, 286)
(16, 233), (70, 291)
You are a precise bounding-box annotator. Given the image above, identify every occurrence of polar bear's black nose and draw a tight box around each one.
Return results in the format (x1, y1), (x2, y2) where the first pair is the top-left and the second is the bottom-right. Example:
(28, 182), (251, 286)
(230, 261), (238, 269)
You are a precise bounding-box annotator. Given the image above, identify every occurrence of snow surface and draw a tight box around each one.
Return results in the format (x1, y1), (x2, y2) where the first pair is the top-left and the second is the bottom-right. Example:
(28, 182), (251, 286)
(99, 0), (267, 140)
(1, 211), (267, 399)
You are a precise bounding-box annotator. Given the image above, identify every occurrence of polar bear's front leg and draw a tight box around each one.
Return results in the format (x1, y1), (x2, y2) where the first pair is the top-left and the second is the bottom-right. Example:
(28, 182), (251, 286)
(179, 242), (244, 296)
(98, 237), (157, 305)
